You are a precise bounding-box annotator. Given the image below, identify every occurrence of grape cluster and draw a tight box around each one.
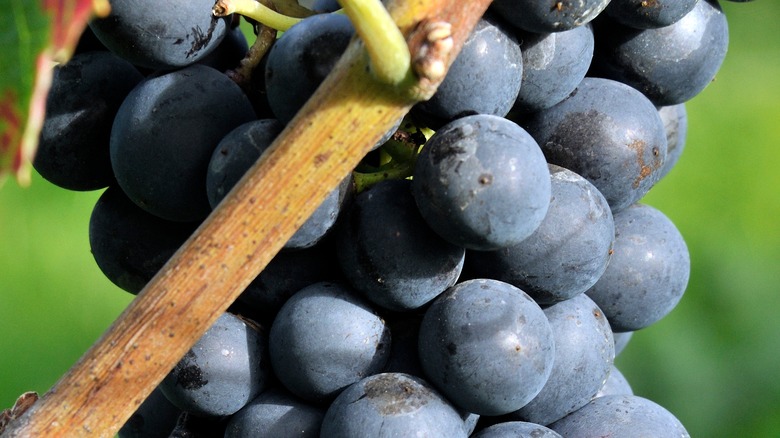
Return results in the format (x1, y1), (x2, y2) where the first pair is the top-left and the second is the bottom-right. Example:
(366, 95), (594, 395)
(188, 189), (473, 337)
(32, 0), (755, 436)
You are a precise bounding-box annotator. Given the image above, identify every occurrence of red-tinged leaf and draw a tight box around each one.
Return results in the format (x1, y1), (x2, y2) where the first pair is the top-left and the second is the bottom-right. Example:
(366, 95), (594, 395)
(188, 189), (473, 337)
(0, 0), (110, 187)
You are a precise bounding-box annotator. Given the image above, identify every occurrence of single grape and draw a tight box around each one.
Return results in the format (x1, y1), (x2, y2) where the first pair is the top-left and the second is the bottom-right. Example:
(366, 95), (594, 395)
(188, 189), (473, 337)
(490, 0), (611, 33)
(35, 51), (142, 191)
(605, 0), (699, 29)
(110, 64), (256, 222)
(591, 0), (730, 106)
(512, 24), (594, 114)
(268, 282), (391, 403)
(224, 387), (326, 438)
(265, 13), (354, 125)
(413, 114), (551, 250)
(414, 16), (523, 126)
(336, 179), (465, 311)
(89, 0), (229, 69)
(320, 373), (469, 437)
(522, 77), (667, 212)
(160, 313), (271, 417)
(549, 394), (690, 437)
(471, 421), (562, 438)
(88, 186), (199, 294)
(585, 203), (690, 332)
(418, 279), (555, 416)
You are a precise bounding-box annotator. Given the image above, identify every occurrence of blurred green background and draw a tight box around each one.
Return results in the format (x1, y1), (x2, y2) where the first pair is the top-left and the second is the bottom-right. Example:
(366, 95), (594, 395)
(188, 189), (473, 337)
(1, 2), (779, 436)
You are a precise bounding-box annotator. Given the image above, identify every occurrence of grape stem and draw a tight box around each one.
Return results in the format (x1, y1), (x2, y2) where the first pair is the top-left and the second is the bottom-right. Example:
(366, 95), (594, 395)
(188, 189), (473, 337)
(213, 0), (302, 31)
(1, 0), (494, 436)
(338, 0), (413, 85)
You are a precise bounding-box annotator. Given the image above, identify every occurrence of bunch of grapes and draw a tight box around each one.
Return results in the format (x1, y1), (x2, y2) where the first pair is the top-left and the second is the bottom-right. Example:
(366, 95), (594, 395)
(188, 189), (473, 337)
(23, 0), (756, 436)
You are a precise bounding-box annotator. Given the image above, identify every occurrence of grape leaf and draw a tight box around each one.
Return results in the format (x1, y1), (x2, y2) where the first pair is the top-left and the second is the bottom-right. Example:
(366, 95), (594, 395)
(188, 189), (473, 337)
(0, 0), (109, 187)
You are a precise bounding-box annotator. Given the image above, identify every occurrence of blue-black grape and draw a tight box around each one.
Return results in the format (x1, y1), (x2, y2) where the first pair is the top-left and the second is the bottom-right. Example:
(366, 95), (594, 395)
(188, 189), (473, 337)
(414, 16), (523, 126)
(605, 0), (699, 29)
(590, 0), (730, 106)
(265, 13), (354, 125)
(490, 0), (610, 33)
(224, 387), (325, 438)
(585, 203), (690, 332)
(34, 51), (142, 191)
(512, 24), (594, 114)
(336, 179), (465, 311)
(466, 164), (614, 305)
(522, 77), (667, 213)
(506, 293), (614, 425)
(160, 313), (271, 417)
(471, 421), (562, 438)
(88, 186), (198, 294)
(549, 394), (690, 437)
(268, 282), (391, 403)
(418, 279), (555, 416)
(89, 0), (229, 69)
(110, 64), (256, 222)
(320, 373), (469, 437)
(413, 114), (551, 250)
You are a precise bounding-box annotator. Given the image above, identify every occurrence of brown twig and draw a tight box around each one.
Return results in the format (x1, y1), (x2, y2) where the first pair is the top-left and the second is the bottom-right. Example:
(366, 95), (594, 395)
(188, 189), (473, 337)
(1, 0), (494, 436)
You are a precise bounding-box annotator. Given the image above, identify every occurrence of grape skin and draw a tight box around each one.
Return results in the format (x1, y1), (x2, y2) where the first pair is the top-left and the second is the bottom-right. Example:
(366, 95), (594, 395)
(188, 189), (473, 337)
(413, 114), (551, 251)
(110, 64), (256, 222)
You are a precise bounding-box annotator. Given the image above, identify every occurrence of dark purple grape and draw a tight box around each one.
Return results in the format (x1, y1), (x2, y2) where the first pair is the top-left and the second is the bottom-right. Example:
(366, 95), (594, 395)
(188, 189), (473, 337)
(110, 64), (256, 222)
(160, 313), (271, 417)
(268, 282), (391, 403)
(466, 164), (614, 305)
(89, 0), (229, 69)
(414, 16), (523, 125)
(472, 421), (562, 438)
(522, 77), (667, 213)
(585, 203), (690, 332)
(320, 373), (469, 437)
(591, 0), (729, 106)
(549, 395), (690, 437)
(490, 0), (610, 33)
(336, 179), (465, 311)
(413, 114), (551, 250)
(512, 24), (594, 114)
(265, 13), (354, 124)
(88, 186), (198, 294)
(224, 387), (325, 438)
(35, 51), (142, 191)
(605, 0), (699, 29)
(418, 279), (554, 416)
